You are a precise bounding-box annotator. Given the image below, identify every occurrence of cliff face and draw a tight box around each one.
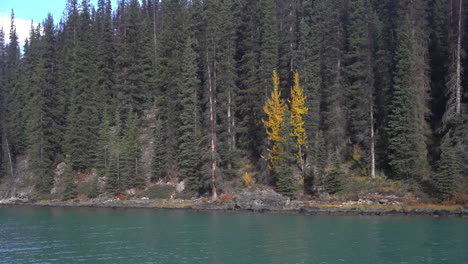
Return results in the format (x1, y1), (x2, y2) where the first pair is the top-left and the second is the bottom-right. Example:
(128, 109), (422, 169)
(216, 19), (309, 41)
(0, 155), (35, 199)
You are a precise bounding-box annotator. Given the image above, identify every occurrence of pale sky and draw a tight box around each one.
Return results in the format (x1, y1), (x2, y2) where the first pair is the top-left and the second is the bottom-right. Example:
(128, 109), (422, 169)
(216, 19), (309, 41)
(0, 0), (119, 47)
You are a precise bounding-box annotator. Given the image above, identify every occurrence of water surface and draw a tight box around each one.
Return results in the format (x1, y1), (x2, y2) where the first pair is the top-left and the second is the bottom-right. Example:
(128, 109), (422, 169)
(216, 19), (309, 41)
(0, 207), (467, 264)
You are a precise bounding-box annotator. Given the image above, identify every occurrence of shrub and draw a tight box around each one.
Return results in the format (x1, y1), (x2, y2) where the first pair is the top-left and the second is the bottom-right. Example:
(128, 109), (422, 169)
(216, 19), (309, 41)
(218, 194), (233, 204)
(77, 178), (100, 198)
(144, 185), (175, 199)
(115, 193), (129, 200)
(243, 172), (252, 187)
(175, 191), (197, 200)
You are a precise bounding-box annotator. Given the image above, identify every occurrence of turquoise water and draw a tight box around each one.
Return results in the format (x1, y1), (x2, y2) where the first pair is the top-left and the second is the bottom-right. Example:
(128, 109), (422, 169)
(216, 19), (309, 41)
(0, 207), (467, 264)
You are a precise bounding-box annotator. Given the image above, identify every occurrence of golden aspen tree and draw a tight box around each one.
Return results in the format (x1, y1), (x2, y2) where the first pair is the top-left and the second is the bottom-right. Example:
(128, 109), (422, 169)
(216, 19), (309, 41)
(263, 71), (286, 169)
(290, 72), (308, 171)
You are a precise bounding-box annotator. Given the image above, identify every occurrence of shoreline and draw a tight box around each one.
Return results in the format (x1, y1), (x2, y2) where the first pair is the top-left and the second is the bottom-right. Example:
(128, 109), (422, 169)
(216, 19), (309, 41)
(1, 199), (467, 217)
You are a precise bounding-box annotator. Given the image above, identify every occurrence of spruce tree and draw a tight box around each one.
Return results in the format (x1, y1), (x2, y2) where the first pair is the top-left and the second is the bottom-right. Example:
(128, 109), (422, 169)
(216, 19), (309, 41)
(156, 0), (187, 179)
(0, 28), (5, 178)
(434, 132), (459, 199)
(5, 10), (26, 158)
(177, 38), (202, 192)
(344, 0), (375, 177)
(296, 0), (322, 191)
(258, 0), (279, 101)
(64, 0), (100, 172)
(235, 0), (263, 159)
(275, 109), (297, 198)
(152, 116), (165, 182)
(386, 0), (430, 180)
(121, 111), (144, 189)
(25, 15), (63, 195)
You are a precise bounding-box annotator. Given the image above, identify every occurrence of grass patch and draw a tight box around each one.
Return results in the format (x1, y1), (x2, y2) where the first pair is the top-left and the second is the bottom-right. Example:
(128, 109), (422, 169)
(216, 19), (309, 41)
(143, 185), (176, 199)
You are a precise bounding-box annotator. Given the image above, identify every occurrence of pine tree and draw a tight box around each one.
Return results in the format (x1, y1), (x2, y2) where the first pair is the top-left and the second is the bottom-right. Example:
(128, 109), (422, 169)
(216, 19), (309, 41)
(433, 132), (459, 199)
(344, 0), (375, 178)
(0, 28), (5, 178)
(96, 108), (112, 170)
(95, 0), (115, 113)
(289, 72), (308, 174)
(275, 109), (297, 198)
(177, 37), (202, 192)
(64, 0), (100, 172)
(121, 111), (144, 188)
(63, 160), (77, 200)
(386, 0), (430, 180)
(5, 10), (27, 159)
(296, 0), (322, 191)
(205, 0), (241, 181)
(263, 71), (286, 173)
(25, 15), (63, 195)
(114, 0), (155, 115)
(258, 0), (279, 101)
(278, 0), (298, 92)
(152, 116), (165, 181)
(324, 158), (344, 194)
(156, 0), (187, 179)
(235, 0), (263, 159)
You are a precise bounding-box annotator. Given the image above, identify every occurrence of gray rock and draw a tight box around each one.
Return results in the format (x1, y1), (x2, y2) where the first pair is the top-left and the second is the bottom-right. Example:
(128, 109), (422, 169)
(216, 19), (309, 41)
(234, 189), (288, 210)
(379, 199), (388, 205)
(319, 192), (330, 199)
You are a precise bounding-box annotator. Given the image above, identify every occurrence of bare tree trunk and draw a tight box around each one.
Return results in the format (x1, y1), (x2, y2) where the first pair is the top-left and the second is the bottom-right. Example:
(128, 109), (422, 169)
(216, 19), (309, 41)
(370, 101), (376, 179)
(456, 0), (462, 115)
(5, 137), (14, 178)
(207, 56), (218, 200)
(153, 0), (158, 59)
(227, 89), (232, 170)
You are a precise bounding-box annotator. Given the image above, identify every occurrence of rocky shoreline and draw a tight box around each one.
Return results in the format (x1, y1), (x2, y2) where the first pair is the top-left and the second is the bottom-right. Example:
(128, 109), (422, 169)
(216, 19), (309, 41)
(1, 193), (467, 217)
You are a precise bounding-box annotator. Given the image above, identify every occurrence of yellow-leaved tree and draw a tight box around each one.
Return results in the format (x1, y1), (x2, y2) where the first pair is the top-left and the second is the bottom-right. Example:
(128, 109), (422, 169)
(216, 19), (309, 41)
(262, 71), (286, 169)
(290, 72), (308, 173)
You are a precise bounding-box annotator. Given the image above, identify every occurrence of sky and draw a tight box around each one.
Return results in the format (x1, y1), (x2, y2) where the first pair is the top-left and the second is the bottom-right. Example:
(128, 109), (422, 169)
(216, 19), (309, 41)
(0, 0), (118, 46)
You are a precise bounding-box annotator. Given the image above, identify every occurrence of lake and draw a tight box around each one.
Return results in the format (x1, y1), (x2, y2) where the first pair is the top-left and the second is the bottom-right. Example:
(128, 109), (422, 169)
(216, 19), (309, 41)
(0, 207), (467, 264)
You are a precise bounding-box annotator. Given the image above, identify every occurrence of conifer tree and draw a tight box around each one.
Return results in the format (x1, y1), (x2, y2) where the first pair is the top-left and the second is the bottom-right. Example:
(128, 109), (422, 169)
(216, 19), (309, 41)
(344, 0), (376, 178)
(0, 28), (5, 178)
(296, 0), (322, 191)
(275, 109), (297, 198)
(26, 15), (63, 194)
(263, 71), (286, 174)
(156, 0), (187, 179)
(290, 72), (308, 174)
(177, 38), (202, 192)
(203, 0), (241, 183)
(152, 116), (165, 181)
(64, 0), (100, 172)
(95, 0), (115, 113)
(235, 0), (263, 159)
(386, 0), (430, 180)
(121, 111), (144, 188)
(434, 132), (459, 199)
(258, 0), (279, 101)
(5, 10), (26, 158)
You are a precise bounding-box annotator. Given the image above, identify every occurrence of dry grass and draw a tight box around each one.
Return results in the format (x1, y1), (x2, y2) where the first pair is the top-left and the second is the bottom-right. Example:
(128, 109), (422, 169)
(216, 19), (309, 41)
(309, 203), (464, 211)
(150, 201), (194, 208)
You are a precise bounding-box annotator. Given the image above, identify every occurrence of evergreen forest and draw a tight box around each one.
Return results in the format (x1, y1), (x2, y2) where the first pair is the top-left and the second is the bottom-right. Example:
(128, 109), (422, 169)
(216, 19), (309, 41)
(0, 0), (467, 201)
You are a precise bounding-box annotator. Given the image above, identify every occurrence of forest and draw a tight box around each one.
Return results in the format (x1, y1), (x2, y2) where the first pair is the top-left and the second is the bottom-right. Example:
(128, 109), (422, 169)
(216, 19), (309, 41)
(0, 0), (467, 201)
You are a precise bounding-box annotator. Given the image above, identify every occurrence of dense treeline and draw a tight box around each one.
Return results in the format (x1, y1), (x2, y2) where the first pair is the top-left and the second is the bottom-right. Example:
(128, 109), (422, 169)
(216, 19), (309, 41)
(0, 0), (467, 199)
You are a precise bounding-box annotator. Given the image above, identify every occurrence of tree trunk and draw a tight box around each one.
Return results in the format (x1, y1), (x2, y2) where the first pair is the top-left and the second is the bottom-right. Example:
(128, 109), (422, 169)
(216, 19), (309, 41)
(455, 0), (462, 115)
(370, 101), (375, 179)
(207, 55), (218, 200)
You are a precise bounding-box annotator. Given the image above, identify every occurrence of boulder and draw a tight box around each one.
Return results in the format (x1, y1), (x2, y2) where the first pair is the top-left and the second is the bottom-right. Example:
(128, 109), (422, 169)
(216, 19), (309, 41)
(234, 189), (288, 210)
